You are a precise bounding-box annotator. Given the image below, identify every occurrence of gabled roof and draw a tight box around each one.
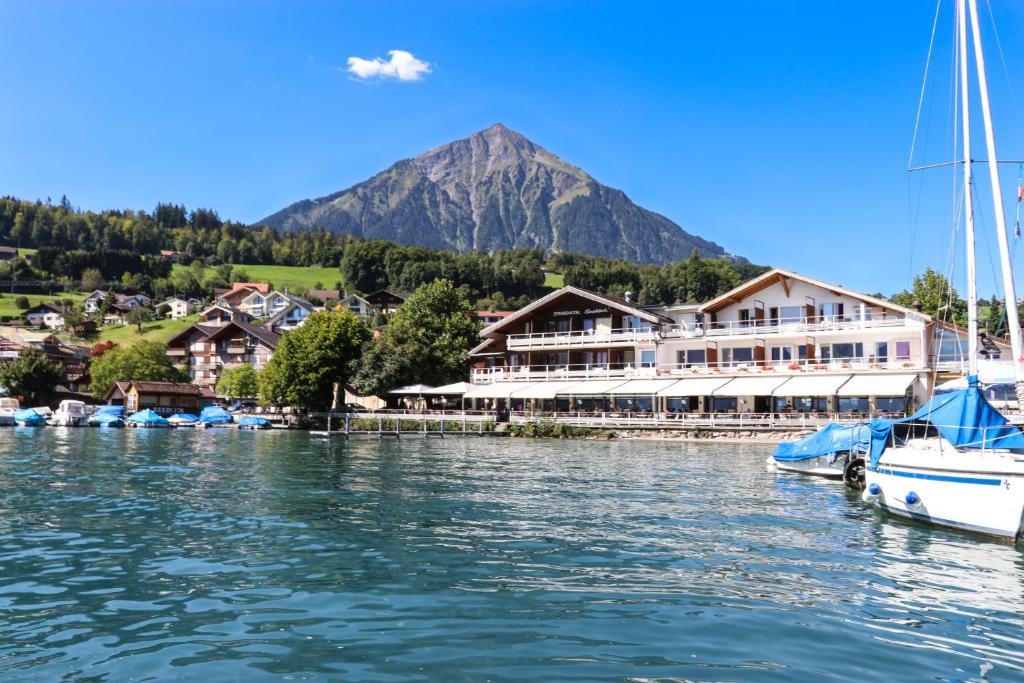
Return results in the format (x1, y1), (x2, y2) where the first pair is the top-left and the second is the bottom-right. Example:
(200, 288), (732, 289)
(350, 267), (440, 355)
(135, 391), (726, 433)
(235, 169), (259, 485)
(24, 302), (63, 315)
(203, 320), (280, 348)
(698, 268), (929, 319)
(157, 297), (191, 306)
(307, 289), (340, 301)
(166, 323), (222, 348)
(265, 299), (315, 327)
(105, 381), (132, 401)
(127, 381), (202, 396)
(478, 286), (668, 337)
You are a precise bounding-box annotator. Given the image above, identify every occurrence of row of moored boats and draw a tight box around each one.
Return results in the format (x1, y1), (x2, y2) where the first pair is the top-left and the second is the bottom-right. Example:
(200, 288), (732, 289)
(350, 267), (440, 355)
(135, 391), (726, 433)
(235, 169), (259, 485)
(4, 399), (272, 430)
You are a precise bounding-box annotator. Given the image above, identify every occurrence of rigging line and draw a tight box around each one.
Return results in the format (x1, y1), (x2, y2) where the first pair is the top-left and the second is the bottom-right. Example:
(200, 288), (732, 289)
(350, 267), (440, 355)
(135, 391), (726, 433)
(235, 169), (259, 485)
(909, 0), (945, 168)
(909, 159), (1024, 171)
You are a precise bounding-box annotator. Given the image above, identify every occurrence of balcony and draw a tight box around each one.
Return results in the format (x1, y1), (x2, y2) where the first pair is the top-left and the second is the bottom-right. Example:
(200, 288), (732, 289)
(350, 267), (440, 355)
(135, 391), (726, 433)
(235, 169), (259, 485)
(227, 344), (248, 354)
(471, 356), (926, 383)
(506, 327), (659, 350)
(677, 316), (913, 339)
(166, 348), (188, 357)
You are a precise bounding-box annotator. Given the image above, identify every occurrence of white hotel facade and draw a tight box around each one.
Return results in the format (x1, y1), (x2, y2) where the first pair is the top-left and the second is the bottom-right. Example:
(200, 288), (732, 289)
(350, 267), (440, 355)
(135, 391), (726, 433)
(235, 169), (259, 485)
(466, 269), (1001, 417)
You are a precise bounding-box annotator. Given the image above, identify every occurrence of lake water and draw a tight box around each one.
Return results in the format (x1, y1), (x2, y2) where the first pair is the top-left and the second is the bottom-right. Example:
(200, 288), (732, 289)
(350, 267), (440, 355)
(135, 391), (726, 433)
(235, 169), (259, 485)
(0, 429), (1022, 681)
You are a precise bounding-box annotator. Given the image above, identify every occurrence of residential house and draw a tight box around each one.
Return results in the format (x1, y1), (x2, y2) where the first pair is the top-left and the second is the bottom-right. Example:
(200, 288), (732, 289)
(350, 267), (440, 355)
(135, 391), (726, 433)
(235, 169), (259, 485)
(24, 303), (66, 330)
(214, 283), (271, 308)
(105, 380), (202, 416)
(198, 303), (253, 326)
(264, 297), (316, 332)
(339, 293), (375, 320)
(365, 289), (409, 316)
(159, 249), (181, 263)
(0, 326), (87, 391)
(84, 290), (151, 314)
(157, 297), (196, 320)
(166, 320), (279, 387)
(465, 270), (1004, 417)
(476, 310), (513, 326)
(0, 246), (18, 261)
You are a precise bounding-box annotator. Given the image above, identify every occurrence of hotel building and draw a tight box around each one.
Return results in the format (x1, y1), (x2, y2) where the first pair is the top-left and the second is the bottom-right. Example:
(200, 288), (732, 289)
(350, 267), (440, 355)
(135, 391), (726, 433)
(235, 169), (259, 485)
(467, 269), (1004, 417)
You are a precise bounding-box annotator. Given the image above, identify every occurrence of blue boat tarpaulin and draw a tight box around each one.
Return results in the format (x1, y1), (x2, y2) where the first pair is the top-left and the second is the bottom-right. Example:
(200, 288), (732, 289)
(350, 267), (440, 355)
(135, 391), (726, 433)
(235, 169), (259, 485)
(198, 406), (233, 424)
(237, 415), (271, 428)
(127, 409), (170, 427)
(868, 381), (1024, 466)
(167, 413), (199, 424)
(14, 408), (45, 425)
(772, 422), (870, 462)
(92, 413), (124, 427)
(93, 405), (124, 418)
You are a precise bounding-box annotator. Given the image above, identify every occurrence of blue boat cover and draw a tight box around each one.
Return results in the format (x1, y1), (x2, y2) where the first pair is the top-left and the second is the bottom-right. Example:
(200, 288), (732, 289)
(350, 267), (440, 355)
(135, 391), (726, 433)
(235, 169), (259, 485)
(92, 412), (124, 426)
(14, 408), (45, 425)
(167, 413), (199, 423)
(127, 409), (170, 426)
(237, 415), (270, 428)
(772, 422), (870, 462)
(868, 379), (1024, 466)
(198, 406), (233, 424)
(93, 405), (125, 417)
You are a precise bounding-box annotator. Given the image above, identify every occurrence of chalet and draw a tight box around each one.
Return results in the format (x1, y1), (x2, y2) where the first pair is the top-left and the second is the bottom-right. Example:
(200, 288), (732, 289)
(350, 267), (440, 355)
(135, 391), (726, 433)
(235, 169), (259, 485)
(0, 246), (18, 261)
(215, 283), (271, 308)
(105, 380), (203, 416)
(157, 297), (196, 320)
(476, 310), (513, 326)
(24, 302), (65, 330)
(159, 249), (181, 262)
(339, 293), (375, 320)
(166, 323), (224, 386)
(198, 303), (253, 326)
(0, 326), (87, 389)
(264, 297), (316, 332)
(365, 289), (409, 316)
(165, 320), (279, 387)
(84, 290), (151, 314)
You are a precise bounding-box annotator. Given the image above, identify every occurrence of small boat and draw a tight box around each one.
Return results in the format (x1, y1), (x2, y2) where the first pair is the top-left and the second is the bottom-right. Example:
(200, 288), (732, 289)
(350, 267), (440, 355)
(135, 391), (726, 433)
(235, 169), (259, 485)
(167, 413), (199, 426)
(197, 405), (233, 427)
(14, 408), (46, 426)
(50, 400), (88, 427)
(126, 409), (171, 428)
(770, 422), (870, 485)
(88, 405), (124, 427)
(0, 397), (20, 426)
(236, 415), (271, 430)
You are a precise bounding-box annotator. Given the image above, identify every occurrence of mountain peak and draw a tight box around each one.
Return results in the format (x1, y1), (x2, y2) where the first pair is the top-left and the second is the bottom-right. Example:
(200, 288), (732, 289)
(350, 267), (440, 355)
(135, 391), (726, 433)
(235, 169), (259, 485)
(258, 127), (733, 265)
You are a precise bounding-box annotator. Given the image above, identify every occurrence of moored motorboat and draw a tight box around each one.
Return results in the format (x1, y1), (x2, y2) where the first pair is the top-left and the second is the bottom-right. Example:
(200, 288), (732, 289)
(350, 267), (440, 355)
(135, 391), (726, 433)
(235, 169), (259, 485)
(0, 397), (20, 426)
(50, 400), (88, 427)
(14, 408), (47, 426)
(88, 405), (125, 427)
(126, 409), (171, 428)
(236, 415), (271, 430)
(770, 422), (870, 485)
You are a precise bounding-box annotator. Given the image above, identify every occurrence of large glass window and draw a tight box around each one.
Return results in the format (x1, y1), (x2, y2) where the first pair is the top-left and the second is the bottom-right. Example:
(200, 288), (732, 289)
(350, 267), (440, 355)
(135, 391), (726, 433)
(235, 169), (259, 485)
(894, 341), (911, 361)
(685, 349), (706, 366)
(723, 347), (754, 365)
(770, 346), (794, 362)
(713, 397), (738, 413)
(780, 306), (803, 324)
(623, 316), (653, 332)
(875, 341), (888, 363)
(875, 397), (907, 414)
(665, 397), (691, 413)
(820, 302), (844, 321)
(640, 350), (657, 367)
(838, 397), (869, 413)
(829, 342), (863, 360)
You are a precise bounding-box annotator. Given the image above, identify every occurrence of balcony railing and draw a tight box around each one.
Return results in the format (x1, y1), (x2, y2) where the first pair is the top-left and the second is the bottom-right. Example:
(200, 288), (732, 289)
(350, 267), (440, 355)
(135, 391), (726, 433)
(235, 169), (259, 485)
(506, 327), (659, 349)
(166, 348), (187, 357)
(472, 356), (925, 383)
(672, 316), (913, 339)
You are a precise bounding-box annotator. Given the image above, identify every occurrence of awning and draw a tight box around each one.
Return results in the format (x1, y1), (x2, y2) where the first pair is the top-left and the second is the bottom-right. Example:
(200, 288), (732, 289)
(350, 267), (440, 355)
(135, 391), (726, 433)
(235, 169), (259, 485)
(389, 383), (434, 395)
(509, 382), (582, 399)
(556, 380), (629, 395)
(772, 374), (852, 397)
(836, 373), (920, 397)
(422, 382), (472, 395)
(608, 379), (679, 395)
(463, 382), (539, 399)
(658, 377), (733, 396)
(712, 375), (790, 397)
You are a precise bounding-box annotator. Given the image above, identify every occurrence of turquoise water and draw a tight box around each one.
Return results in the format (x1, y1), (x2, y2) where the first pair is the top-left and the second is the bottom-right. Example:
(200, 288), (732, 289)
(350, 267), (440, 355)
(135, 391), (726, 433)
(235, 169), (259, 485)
(0, 429), (1022, 681)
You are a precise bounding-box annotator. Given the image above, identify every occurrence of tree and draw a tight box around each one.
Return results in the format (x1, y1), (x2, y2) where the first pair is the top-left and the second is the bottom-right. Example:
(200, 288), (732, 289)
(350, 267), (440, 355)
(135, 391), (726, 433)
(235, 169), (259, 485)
(156, 303), (172, 319)
(352, 279), (479, 396)
(14, 296), (29, 310)
(125, 306), (155, 332)
(259, 309), (370, 410)
(88, 341), (186, 398)
(80, 268), (105, 292)
(216, 364), (259, 400)
(0, 350), (64, 405)
(890, 268), (967, 326)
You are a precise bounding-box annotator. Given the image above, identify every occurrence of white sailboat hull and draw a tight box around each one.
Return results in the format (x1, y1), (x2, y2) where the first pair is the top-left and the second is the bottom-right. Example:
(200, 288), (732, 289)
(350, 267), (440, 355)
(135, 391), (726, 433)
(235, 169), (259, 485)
(864, 439), (1024, 539)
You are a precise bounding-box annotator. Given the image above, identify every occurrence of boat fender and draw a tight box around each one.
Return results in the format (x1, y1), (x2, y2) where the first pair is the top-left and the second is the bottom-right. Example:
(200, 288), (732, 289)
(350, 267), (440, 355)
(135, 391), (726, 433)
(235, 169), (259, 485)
(862, 483), (882, 503)
(905, 491), (920, 506)
(843, 457), (866, 491)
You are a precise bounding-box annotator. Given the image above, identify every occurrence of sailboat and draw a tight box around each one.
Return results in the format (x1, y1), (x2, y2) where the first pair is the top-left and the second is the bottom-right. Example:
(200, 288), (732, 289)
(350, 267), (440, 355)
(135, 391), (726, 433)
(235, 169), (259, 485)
(862, 0), (1024, 540)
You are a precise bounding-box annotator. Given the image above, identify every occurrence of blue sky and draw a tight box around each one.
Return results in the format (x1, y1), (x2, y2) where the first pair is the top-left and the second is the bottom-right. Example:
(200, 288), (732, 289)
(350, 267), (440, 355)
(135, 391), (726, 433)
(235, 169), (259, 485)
(2, 1), (1023, 297)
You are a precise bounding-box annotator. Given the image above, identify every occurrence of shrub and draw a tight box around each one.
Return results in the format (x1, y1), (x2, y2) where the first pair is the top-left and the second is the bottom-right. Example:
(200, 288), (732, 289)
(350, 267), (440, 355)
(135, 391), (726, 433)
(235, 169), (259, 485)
(14, 296), (29, 310)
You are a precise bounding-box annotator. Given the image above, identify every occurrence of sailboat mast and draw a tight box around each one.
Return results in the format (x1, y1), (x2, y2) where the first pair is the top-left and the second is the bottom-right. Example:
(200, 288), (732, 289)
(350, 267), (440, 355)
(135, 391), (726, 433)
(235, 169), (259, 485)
(958, 0), (979, 375)
(966, 0), (1024, 381)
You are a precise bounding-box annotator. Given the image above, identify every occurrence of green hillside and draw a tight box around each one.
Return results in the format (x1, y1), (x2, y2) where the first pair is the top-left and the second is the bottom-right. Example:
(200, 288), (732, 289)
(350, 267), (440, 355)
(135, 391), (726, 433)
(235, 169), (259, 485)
(0, 292), (86, 320)
(173, 264), (339, 292)
(96, 314), (201, 347)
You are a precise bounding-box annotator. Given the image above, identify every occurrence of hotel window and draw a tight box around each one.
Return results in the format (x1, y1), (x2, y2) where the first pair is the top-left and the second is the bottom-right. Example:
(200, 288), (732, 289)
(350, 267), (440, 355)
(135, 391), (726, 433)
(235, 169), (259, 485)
(682, 349), (706, 367)
(556, 319), (571, 333)
(738, 309), (753, 327)
(780, 306), (803, 324)
(829, 342), (863, 360)
(623, 316), (652, 332)
(838, 397), (869, 413)
(582, 318), (595, 332)
(723, 347), (754, 365)
(768, 307), (778, 326)
(894, 341), (911, 361)
(770, 346), (794, 362)
(583, 351), (608, 368)
(798, 345), (808, 360)
(640, 350), (656, 368)
(875, 342), (888, 363)
(819, 302), (844, 322)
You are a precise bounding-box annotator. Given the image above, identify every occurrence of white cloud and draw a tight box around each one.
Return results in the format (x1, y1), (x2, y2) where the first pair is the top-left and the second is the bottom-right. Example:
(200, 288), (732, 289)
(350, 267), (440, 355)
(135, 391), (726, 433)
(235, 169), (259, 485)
(346, 50), (431, 82)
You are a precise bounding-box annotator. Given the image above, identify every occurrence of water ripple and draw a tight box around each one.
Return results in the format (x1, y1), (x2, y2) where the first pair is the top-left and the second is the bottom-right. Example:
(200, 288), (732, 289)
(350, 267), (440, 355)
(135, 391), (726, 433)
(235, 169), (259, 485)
(0, 430), (1020, 680)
